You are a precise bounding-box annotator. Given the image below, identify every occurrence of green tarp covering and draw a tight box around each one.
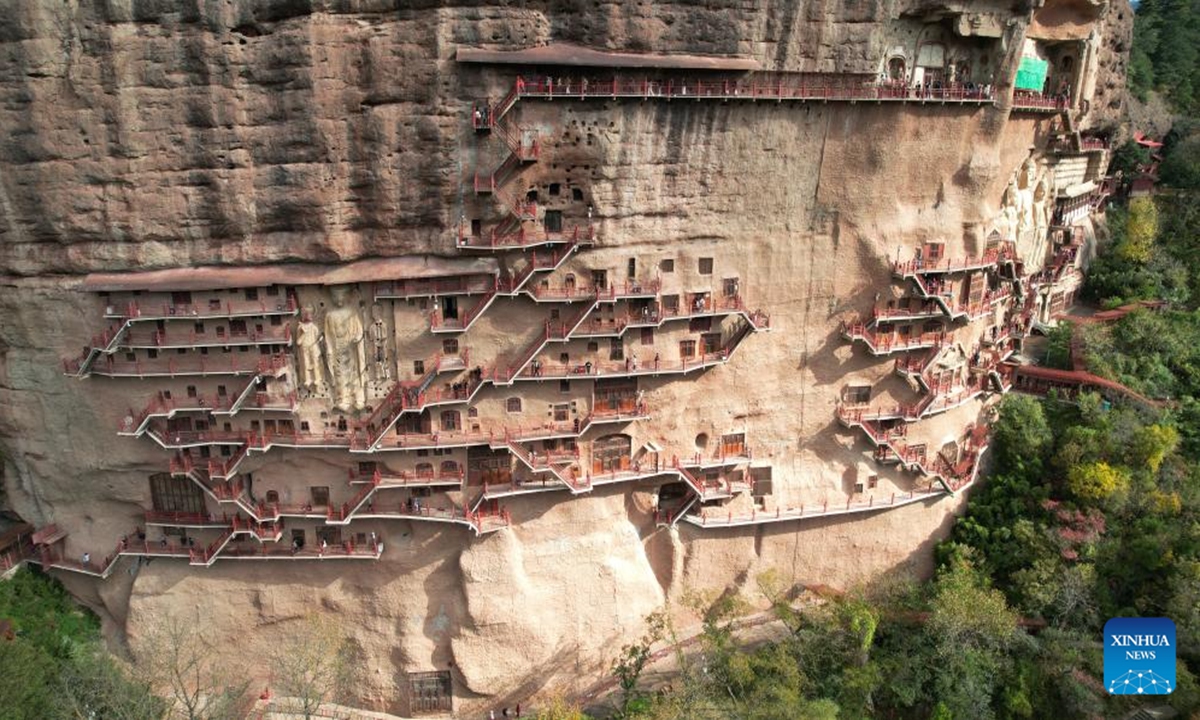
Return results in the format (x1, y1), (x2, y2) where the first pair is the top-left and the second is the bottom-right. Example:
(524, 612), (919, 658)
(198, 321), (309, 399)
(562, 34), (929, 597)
(1015, 57), (1049, 92)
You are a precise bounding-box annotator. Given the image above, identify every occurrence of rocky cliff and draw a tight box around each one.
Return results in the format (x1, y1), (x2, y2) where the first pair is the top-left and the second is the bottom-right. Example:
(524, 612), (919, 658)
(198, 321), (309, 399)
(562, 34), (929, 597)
(0, 0), (1131, 715)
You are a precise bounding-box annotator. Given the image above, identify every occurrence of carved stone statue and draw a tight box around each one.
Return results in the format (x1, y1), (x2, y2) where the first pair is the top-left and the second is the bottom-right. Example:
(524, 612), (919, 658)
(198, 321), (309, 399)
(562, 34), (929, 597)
(1000, 181), (1020, 241)
(323, 286), (367, 412)
(295, 309), (324, 390)
(1032, 177), (1052, 240)
(369, 304), (390, 381)
(1015, 158), (1037, 240)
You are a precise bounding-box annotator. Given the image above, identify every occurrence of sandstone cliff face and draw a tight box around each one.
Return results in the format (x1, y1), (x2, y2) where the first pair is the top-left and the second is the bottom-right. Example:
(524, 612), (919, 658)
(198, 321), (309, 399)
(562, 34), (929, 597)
(1086, 0), (1134, 130)
(0, 0), (1129, 715)
(2, 0), (1112, 276)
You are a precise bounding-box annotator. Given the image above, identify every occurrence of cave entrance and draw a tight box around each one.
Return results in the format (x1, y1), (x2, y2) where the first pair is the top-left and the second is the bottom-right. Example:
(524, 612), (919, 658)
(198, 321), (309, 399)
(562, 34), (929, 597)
(467, 446), (512, 486)
(440, 296), (459, 322)
(656, 481), (692, 521)
(149, 473), (206, 516)
(407, 670), (453, 714)
(315, 526), (341, 548)
(593, 433), (632, 474)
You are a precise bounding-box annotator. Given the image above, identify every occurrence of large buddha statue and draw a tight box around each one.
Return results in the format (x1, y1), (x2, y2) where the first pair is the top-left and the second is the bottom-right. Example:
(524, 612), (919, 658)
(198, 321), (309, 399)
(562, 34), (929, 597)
(1032, 177), (1052, 241)
(1000, 181), (1020, 241)
(323, 285), (367, 412)
(1015, 159), (1037, 241)
(368, 303), (390, 382)
(295, 309), (324, 390)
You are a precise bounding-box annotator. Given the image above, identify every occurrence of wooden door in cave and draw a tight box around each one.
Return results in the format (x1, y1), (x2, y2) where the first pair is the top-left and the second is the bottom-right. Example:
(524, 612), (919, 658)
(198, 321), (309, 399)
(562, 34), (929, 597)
(965, 272), (986, 311)
(399, 411), (431, 436)
(467, 447), (511, 486)
(407, 670), (452, 714)
(592, 434), (632, 474)
(595, 377), (637, 413)
(148, 473), (207, 516)
(719, 433), (746, 458)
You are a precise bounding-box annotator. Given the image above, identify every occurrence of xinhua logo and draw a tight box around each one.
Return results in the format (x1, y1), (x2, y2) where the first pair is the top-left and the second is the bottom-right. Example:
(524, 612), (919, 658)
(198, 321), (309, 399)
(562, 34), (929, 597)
(1104, 617), (1176, 695)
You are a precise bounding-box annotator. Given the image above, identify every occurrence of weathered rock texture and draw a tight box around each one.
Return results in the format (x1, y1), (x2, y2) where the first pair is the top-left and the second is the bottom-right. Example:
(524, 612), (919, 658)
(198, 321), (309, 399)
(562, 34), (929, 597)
(0, 0), (1130, 715)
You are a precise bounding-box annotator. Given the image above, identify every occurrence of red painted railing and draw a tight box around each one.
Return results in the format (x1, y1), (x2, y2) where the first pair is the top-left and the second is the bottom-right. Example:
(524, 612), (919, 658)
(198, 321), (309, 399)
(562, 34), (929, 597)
(126, 322), (293, 348)
(892, 245), (1015, 277)
(512, 75), (997, 104)
(110, 297), (298, 321)
(1011, 91), (1069, 111)
(92, 352), (289, 378)
(374, 274), (496, 300)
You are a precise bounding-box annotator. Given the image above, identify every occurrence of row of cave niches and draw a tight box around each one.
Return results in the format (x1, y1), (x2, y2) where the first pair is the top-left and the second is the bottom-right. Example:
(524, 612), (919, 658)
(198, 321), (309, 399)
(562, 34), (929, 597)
(540, 114), (608, 186)
(517, 119), (608, 211)
(558, 116), (615, 149)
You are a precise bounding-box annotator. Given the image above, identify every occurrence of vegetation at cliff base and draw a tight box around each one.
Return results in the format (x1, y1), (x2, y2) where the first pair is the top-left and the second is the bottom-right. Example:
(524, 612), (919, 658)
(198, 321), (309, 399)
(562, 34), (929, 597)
(1128, 0), (1200, 114)
(0, 566), (163, 720)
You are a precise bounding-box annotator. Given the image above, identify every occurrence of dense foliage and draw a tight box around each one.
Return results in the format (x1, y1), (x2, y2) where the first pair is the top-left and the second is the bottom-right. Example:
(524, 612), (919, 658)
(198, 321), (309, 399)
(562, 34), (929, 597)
(0, 567), (164, 720)
(1160, 133), (1200, 189)
(1128, 0), (1200, 114)
(1084, 193), (1199, 308)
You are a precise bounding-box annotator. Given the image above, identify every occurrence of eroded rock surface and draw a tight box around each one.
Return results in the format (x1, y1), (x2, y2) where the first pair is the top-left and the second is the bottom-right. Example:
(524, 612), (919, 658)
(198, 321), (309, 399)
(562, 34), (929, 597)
(0, 0), (1130, 714)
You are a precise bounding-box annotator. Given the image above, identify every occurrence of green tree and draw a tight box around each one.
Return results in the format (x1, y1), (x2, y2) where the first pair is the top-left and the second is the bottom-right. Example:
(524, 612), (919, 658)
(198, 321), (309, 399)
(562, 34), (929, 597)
(0, 638), (58, 719)
(1120, 197), (1159, 264)
(1108, 140), (1151, 178)
(1161, 136), (1200, 188)
(1066, 462), (1130, 502)
(926, 555), (1020, 719)
(611, 610), (668, 715)
(1130, 0), (1200, 113)
(991, 395), (1052, 474)
(56, 646), (168, 720)
(1166, 560), (1200, 658)
(533, 695), (594, 720)
(0, 567), (100, 656)
(1129, 423), (1180, 472)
